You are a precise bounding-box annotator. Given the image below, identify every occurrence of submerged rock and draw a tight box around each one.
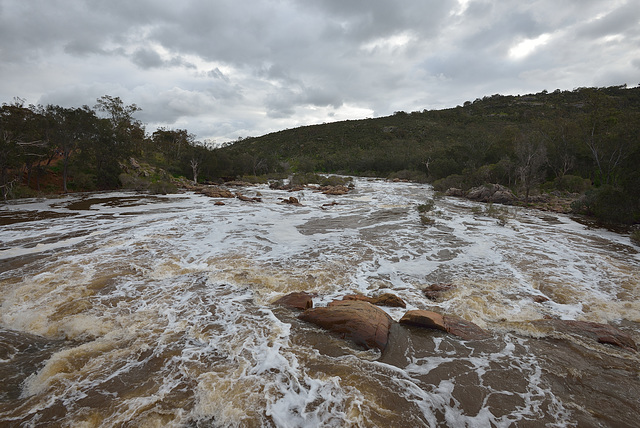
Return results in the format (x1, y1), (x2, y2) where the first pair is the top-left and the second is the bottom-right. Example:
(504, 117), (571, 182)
(532, 319), (637, 352)
(280, 196), (302, 206)
(273, 292), (313, 310)
(399, 310), (491, 341)
(423, 283), (455, 300)
(341, 293), (406, 308)
(236, 193), (262, 202)
(298, 300), (393, 351)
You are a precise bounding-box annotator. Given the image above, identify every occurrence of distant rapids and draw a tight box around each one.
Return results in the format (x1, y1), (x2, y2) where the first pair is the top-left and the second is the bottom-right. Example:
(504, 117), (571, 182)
(1, 178), (639, 427)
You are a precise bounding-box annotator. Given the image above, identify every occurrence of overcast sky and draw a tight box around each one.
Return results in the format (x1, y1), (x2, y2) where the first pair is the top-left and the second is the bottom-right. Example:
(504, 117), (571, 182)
(1, 0), (638, 143)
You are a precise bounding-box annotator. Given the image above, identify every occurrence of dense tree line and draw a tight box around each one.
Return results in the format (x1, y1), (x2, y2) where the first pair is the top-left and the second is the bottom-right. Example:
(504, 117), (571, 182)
(2, 86), (639, 223)
(222, 85), (640, 223)
(0, 96), (223, 198)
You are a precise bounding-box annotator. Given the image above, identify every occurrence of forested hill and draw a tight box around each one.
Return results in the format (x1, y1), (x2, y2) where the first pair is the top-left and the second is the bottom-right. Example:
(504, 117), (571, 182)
(2, 86), (639, 224)
(219, 85), (640, 223)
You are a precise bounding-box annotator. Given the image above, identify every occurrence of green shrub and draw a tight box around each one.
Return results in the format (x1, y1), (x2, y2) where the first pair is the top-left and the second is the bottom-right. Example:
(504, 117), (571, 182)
(554, 175), (591, 193)
(417, 199), (435, 213)
(72, 172), (97, 191)
(319, 175), (352, 187)
(290, 172), (322, 186)
(149, 180), (178, 194)
(119, 173), (150, 190)
(432, 174), (465, 192)
(571, 185), (634, 224)
(630, 230), (640, 246)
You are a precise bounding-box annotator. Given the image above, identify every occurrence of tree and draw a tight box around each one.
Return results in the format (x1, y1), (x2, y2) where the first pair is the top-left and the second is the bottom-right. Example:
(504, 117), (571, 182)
(94, 95), (145, 154)
(515, 131), (547, 203)
(0, 101), (49, 198)
(582, 90), (629, 185)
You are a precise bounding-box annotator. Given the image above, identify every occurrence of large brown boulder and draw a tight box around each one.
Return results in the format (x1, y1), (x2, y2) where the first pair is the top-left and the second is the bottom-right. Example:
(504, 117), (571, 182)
(273, 292), (313, 310)
(532, 319), (637, 352)
(298, 300), (393, 351)
(341, 293), (406, 308)
(399, 310), (491, 341)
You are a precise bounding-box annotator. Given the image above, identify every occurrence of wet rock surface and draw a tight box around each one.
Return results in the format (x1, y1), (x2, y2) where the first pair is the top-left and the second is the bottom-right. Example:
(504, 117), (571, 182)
(423, 283), (455, 300)
(340, 292), (406, 308)
(273, 292), (313, 310)
(299, 300), (393, 351)
(197, 186), (234, 198)
(532, 319), (637, 352)
(399, 310), (491, 340)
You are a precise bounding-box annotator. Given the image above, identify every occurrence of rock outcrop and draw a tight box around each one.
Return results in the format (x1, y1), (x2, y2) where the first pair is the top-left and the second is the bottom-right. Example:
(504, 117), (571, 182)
(341, 293), (406, 308)
(445, 188), (465, 197)
(320, 185), (350, 195)
(532, 319), (637, 352)
(299, 300), (393, 351)
(466, 184), (516, 204)
(273, 292), (313, 310)
(198, 186), (234, 198)
(280, 196), (302, 206)
(399, 310), (491, 340)
(236, 193), (262, 202)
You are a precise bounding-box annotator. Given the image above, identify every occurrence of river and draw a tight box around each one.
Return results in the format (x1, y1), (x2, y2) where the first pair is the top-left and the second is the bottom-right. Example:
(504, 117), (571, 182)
(1, 178), (639, 427)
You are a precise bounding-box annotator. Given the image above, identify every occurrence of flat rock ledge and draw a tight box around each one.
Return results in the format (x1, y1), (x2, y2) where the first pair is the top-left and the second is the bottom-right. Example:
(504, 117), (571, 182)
(299, 300), (393, 352)
(399, 310), (491, 341)
(532, 319), (637, 352)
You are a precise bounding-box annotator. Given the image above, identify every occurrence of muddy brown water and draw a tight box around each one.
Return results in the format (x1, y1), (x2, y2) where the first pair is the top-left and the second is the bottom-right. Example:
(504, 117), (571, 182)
(0, 181), (638, 427)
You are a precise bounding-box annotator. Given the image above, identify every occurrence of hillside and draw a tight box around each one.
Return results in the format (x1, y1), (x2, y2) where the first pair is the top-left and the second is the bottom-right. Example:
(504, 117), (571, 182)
(215, 85), (640, 223)
(2, 86), (640, 223)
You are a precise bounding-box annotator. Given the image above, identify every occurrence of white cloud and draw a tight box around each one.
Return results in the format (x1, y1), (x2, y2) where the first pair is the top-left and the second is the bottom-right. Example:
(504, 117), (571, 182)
(509, 33), (552, 60)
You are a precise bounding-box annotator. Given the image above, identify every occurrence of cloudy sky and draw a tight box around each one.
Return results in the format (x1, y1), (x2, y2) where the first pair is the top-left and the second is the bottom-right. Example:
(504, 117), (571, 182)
(1, 0), (638, 143)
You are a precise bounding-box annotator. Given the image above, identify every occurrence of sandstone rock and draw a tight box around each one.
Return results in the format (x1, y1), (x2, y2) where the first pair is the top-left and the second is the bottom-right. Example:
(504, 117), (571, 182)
(273, 292), (313, 310)
(321, 185), (349, 195)
(225, 180), (254, 187)
(299, 300), (393, 351)
(236, 193), (262, 202)
(341, 293), (406, 308)
(467, 184), (516, 204)
(214, 201), (225, 206)
(423, 283), (455, 300)
(531, 294), (549, 303)
(532, 319), (637, 352)
(399, 310), (491, 340)
(445, 188), (464, 197)
(281, 196), (302, 206)
(199, 186), (234, 198)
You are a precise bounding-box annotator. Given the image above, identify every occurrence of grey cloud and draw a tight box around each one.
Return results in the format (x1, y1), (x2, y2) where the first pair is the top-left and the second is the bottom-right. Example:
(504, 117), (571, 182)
(131, 48), (165, 69)
(575, 1), (640, 39)
(129, 48), (195, 69)
(1, 0), (638, 143)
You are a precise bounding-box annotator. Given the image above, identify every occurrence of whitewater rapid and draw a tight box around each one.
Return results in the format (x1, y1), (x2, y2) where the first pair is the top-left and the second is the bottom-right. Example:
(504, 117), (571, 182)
(1, 178), (638, 427)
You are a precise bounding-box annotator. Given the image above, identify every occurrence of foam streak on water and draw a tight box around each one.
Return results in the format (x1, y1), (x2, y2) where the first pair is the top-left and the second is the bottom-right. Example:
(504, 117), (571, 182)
(1, 179), (639, 426)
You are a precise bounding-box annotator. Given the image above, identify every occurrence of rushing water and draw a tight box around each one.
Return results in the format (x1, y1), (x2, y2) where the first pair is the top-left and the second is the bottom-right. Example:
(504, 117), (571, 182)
(0, 178), (639, 427)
